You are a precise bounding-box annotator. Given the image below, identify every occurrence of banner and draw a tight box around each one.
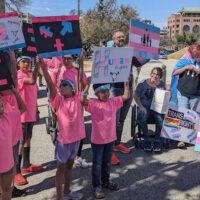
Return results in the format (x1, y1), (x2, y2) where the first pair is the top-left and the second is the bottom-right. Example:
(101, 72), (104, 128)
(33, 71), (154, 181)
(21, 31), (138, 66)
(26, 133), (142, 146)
(32, 15), (82, 58)
(22, 23), (37, 57)
(161, 106), (199, 144)
(91, 47), (133, 84)
(0, 12), (25, 50)
(0, 52), (14, 91)
(195, 126), (200, 152)
(129, 19), (160, 60)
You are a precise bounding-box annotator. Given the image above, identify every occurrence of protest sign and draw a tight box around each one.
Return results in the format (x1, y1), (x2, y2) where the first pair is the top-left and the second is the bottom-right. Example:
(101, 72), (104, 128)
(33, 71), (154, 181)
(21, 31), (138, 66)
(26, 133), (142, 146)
(161, 106), (199, 144)
(32, 15), (82, 58)
(0, 52), (14, 91)
(129, 19), (160, 60)
(22, 23), (37, 57)
(150, 88), (170, 114)
(91, 47), (133, 84)
(195, 126), (200, 152)
(0, 12), (25, 50)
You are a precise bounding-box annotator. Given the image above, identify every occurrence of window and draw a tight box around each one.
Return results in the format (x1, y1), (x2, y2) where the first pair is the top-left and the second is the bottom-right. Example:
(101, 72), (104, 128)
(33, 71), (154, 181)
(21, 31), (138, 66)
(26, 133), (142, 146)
(183, 25), (190, 32)
(193, 25), (200, 33)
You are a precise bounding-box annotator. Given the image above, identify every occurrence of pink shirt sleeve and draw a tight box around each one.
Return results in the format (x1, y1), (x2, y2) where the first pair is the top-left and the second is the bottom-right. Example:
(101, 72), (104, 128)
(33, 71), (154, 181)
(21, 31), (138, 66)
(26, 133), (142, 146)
(85, 99), (95, 113)
(50, 94), (63, 110)
(82, 71), (87, 86)
(112, 96), (123, 109)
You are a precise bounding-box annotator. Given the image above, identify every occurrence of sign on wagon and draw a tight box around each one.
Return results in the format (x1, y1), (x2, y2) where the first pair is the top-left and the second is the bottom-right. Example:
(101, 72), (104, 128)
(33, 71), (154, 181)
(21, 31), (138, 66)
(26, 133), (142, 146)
(161, 106), (199, 144)
(0, 12), (25, 50)
(91, 47), (133, 84)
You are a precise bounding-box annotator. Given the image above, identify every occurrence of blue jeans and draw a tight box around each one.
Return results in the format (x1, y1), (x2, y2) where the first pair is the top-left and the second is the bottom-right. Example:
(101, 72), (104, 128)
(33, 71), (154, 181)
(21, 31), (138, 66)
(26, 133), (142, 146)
(91, 142), (114, 187)
(112, 87), (133, 145)
(177, 90), (199, 110)
(137, 109), (164, 139)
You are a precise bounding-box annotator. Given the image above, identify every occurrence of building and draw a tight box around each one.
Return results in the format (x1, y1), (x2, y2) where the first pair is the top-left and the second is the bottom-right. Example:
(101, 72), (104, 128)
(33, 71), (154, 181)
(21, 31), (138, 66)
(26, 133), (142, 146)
(167, 7), (200, 39)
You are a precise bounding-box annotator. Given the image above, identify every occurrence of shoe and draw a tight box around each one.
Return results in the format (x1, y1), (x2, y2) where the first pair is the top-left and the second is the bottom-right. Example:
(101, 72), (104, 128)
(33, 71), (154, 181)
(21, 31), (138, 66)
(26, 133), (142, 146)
(102, 182), (119, 191)
(12, 186), (26, 198)
(144, 140), (152, 151)
(111, 153), (120, 165)
(177, 142), (186, 149)
(21, 164), (43, 174)
(62, 191), (83, 200)
(114, 144), (131, 154)
(74, 157), (92, 168)
(153, 141), (161, 152)
(14, 173), (28, 186)
(93, 186), (105, 199)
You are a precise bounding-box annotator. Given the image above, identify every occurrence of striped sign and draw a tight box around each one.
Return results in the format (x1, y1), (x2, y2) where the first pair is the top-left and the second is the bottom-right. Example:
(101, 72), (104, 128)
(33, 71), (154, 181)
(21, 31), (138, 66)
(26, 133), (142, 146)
(129, 19), (160, 60)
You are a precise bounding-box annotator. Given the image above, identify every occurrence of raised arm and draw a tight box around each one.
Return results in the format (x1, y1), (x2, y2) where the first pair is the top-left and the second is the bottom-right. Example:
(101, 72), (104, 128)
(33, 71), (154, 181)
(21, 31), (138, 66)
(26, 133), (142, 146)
(80, 77), (91, 104)
(121, 82), (130, 101)
(78, 52), (84, 91)
(173, 64), (195, 76)
(11, 87), (26, 114)
(40, 58), (57, 99)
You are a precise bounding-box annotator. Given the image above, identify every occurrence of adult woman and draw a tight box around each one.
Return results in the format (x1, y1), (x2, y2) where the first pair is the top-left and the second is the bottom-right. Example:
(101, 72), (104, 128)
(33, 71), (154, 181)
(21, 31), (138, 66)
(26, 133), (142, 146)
(134, 67), (165, 151)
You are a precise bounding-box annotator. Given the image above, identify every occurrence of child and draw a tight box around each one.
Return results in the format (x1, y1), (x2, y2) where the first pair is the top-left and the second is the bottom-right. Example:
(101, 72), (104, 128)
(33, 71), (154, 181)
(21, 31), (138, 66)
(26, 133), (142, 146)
(84, 81), (129, 199)
(14, 56), (42, 186)
(40, 58), (85, 200)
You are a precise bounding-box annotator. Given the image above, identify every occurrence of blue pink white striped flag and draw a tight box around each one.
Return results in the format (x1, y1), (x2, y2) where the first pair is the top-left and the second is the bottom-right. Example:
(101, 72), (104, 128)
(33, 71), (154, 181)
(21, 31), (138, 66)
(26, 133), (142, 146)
(129, 19), (160, 60)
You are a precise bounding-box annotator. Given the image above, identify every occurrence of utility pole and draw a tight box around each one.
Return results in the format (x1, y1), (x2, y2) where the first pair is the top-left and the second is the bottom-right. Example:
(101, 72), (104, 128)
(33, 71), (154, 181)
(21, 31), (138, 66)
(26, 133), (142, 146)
(77, 0), (80, 17)
(98, 0), (104, 41)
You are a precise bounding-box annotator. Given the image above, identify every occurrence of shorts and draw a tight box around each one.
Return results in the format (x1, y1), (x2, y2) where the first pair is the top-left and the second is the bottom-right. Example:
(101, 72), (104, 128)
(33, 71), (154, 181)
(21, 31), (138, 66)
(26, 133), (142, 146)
(56, 141), (80, 164)
(20, 122), (34, 144)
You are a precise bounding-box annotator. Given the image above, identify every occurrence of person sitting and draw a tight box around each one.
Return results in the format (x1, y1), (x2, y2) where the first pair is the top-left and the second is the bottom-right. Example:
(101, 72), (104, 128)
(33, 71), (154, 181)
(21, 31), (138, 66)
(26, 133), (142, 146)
(134, 67), (166, 152)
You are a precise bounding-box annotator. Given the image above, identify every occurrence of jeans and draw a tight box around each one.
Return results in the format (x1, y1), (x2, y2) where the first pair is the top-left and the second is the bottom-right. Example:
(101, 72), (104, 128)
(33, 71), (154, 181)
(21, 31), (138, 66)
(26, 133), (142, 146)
(91, 142), (114, 187)
(177, 90), (199, 110)
(137, 109), (164, 139)
(112, 87), (133, 145)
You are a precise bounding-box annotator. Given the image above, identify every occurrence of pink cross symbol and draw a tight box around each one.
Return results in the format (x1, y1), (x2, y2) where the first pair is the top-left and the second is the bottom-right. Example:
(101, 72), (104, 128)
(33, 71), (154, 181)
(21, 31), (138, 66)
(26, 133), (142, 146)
(54, 38), (64, 51)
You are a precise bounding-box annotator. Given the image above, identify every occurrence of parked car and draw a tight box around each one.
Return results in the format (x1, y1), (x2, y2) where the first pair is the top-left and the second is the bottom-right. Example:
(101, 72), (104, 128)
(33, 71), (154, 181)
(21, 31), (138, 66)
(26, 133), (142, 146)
(159, 52), (168, 59)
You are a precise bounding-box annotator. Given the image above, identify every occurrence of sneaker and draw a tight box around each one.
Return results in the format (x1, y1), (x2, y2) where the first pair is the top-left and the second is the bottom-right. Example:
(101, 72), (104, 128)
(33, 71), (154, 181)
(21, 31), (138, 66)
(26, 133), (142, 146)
(12, 187), (26, 198)
(102, 182), (119, 191)
(14, 173), (28, 186)
(144, 140), (152, 151)
(93, 187), (105, 199)
(177, 142), (186, 149)
(62, 191), (83, 200)
(114, 144), (131, 154)
(111, 153), (120, 165)
(21, 164), (43, 174)
(153, 141), (161, 152)
(74, 157), (92, 168)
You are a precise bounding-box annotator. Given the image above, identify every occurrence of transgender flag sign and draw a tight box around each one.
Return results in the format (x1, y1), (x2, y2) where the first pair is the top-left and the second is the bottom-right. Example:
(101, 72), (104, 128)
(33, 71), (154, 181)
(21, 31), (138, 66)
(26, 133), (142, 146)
(129, 19), (160, 60)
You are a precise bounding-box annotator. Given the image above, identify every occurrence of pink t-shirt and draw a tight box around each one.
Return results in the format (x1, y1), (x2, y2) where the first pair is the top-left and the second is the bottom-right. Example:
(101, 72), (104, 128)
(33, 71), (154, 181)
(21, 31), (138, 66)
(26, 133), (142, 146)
(85, 97), (123, 144)
(55, 66), (87, 89)
(50, 92), (85, 144)
(1, 94), (23, 145)
(0, 97), (14, 173)
(17, 70), (38, 123)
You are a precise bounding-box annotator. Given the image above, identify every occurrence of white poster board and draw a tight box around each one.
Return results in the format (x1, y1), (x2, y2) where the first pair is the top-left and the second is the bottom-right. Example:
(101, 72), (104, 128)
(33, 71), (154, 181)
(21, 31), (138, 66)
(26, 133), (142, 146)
(91, 47), (133, 84)
(0, 12), (25, 50)
(161, 106), (199, 144)
(150, 88), (170, 114)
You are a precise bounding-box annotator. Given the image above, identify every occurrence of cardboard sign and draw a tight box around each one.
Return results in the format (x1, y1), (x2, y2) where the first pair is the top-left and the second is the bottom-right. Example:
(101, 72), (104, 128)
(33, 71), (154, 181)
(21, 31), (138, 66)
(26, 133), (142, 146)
(195, 126), (200, 152)
(150, 88), (170, 114)
(91, 47), (133, 84)
(161, 106), (199, 144)
(129, 19), (160, 60)
(22, 23), (37, 57)
(0, 52), (14, 91)
(0, 12), (25, 50)
(32, 15), (82, 58)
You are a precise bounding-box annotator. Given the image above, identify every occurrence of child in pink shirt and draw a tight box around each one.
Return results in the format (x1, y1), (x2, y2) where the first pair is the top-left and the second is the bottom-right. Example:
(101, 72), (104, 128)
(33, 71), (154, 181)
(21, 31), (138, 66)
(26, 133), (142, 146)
(15, 56), (42, 186)
(40, 58), (85, 200)
(84, 81), (129, 199)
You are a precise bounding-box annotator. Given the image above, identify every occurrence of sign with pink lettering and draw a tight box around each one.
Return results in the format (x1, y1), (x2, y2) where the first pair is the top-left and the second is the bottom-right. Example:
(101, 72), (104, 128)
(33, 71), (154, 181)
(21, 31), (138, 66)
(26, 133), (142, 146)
(32, 15), (82, 58)
(91, 47), (133, 84)
(0, 12), (25, 50)
(22, 23), (37, 57)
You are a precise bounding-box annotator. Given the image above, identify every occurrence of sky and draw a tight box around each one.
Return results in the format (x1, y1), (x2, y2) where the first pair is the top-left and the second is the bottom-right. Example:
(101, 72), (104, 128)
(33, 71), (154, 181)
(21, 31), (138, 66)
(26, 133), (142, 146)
(24, 0), (200, 28)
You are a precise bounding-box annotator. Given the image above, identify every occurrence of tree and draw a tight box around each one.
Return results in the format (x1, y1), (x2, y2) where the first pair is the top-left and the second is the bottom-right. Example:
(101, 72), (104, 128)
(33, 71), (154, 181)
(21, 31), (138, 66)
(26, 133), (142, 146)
(0, 0), (31, 13)
(80, 0), (139, 45)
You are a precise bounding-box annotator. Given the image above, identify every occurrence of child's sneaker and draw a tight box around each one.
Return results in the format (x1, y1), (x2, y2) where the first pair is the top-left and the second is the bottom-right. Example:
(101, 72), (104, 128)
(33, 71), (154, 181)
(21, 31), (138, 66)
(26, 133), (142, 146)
(93, 186), (105, 199)
(111, 153), (120, 165)
(102, 181), (119, 191)
(144, 140), (152, 151)
(153, 140), (162, 152)
(21, 164), (43, 174)
(74, 157), (92, 168)
(62, 191), (83, 200)
(14, 173), (28, 186)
